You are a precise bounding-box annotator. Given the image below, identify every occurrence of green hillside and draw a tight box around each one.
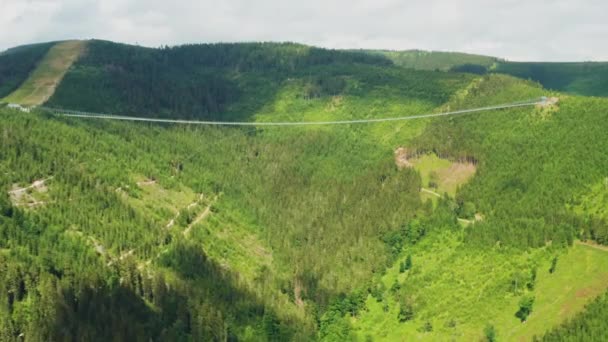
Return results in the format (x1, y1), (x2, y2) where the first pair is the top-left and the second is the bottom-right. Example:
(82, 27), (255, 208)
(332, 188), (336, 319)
(1, 40), (608, 341)
(2, 40), (86, 106)
(46, 40), (397, 120)
(0, 42), (55, 99)
(494, 61), (608, 97)
(326, 74), (608, 340)
(359, 50), (608, 98)
(361, 49), (498, 71)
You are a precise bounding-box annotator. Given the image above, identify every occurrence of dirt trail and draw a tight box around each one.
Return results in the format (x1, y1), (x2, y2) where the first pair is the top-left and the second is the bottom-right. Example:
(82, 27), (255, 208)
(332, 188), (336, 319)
(183, 197), (217, 237)
(8, 176), (53, 195)
(577, 240), (608, 252)
(420, 187), (441, 197)
(136, 179), (157, 186)
(165, 193), (205, 229)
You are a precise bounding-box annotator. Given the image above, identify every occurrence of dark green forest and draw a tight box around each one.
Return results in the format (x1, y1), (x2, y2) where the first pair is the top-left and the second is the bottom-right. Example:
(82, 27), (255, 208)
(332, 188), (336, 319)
(0, 42), (55, 98)
(494, 62), (608, 97)
(46, 40), (395, 120)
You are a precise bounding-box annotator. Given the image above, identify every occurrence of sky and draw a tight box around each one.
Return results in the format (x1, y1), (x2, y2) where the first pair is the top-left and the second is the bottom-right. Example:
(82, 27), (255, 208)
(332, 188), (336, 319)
(1, 0), (606, 61)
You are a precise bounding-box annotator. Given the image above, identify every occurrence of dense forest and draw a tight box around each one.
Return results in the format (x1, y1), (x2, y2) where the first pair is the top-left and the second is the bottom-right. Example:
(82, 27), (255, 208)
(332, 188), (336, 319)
(46, 40), (395, 120)
(0, 42), (55, 98)
(0, 46), (472, 339)
(359, 49), (608, 98)
(1, 40), (608, 341)
(494, 62), (608, 97)
(412, 74), (608, 249)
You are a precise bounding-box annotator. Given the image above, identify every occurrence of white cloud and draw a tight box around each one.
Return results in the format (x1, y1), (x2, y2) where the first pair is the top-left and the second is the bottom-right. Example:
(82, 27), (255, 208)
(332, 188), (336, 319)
(0, 0), (605, 61)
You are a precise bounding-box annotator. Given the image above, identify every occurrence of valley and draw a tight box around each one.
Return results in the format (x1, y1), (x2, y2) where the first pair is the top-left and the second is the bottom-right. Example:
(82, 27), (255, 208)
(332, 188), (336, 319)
(0, 40), (607, 341)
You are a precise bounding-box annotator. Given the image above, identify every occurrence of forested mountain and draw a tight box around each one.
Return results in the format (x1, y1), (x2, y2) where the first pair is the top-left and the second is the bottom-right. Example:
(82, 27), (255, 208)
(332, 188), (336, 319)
(358, 49), (608, 98)
(1, 40), (608, 341)
(46, 40), (394, 120)
(494, 61), (608, 97)
(360, 49), (498, 72)
(0, 42), (55, 98)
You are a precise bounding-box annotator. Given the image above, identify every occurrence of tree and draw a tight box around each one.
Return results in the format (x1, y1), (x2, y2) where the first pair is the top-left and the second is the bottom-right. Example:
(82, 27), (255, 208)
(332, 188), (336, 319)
(549, 256), (558, 274)
(0, 192), (13, 218)
(515, 296), (535, 322)
(527, 267), (537, 290)
(371, 282), (385, 302)
(421, 321), (433, 332)
(428, 171), (439, 189)
(461, 202), (476, 220)
(398, 303), (414, 322)
(398, 255), (412, 274)
(484, 324), (497, 342)
(390, 280), (401, 293)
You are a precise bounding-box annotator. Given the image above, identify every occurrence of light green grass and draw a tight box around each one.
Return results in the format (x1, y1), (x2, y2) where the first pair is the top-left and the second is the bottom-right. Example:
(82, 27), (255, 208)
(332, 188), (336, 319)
(2, 40), (85, 106)
(501, 242), (608, 340)
(122, 175), (199, 226)
(253, 78), (439, 150)
(352, 232), (608, 341)
(411, 153), (476, 196)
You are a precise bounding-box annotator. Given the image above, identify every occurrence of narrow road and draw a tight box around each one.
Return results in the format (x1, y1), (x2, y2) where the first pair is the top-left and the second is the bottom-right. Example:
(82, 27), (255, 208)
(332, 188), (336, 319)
(420, 187), (441, 198)
(165, 193), (204, 229)
(183, 204), (213, 237)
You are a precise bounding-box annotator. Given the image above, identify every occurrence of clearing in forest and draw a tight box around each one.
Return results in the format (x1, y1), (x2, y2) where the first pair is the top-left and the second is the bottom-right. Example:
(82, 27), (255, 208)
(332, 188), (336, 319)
(2, 40), (86, 106)
(352, 233), (608, 341)
(8, 177), (53, 208)
(395, 149), (476, 197)
(119, 175), (201, 227)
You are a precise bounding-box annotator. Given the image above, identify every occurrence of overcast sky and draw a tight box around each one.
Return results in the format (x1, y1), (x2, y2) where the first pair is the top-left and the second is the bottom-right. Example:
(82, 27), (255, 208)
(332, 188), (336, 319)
(1, 0), (606, 61)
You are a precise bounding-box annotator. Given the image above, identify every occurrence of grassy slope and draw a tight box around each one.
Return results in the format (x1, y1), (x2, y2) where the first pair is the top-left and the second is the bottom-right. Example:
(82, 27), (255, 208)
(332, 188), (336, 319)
(0, 42), (55, 98)
(410, 153), (475, 197)
(352, 232), (608, 341)
(347, 74), (608, 341)
(2, 40), (86, 105)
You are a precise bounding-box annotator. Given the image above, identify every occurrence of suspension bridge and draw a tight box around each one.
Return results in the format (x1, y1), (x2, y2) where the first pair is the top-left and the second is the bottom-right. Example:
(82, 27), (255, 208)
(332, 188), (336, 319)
(38, 97), (548, 126)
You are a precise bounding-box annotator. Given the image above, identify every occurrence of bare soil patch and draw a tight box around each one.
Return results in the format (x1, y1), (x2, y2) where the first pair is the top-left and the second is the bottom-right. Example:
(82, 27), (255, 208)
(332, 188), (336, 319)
(394, 147), (413, 169)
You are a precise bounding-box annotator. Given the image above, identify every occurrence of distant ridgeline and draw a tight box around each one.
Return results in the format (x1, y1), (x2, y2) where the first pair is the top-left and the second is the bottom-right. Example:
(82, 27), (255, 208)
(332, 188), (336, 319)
(493, 62), (608, 97)
(363, 49), (608, 97)
(3, 40), (607, 118)
(358, 49), (498, 72)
